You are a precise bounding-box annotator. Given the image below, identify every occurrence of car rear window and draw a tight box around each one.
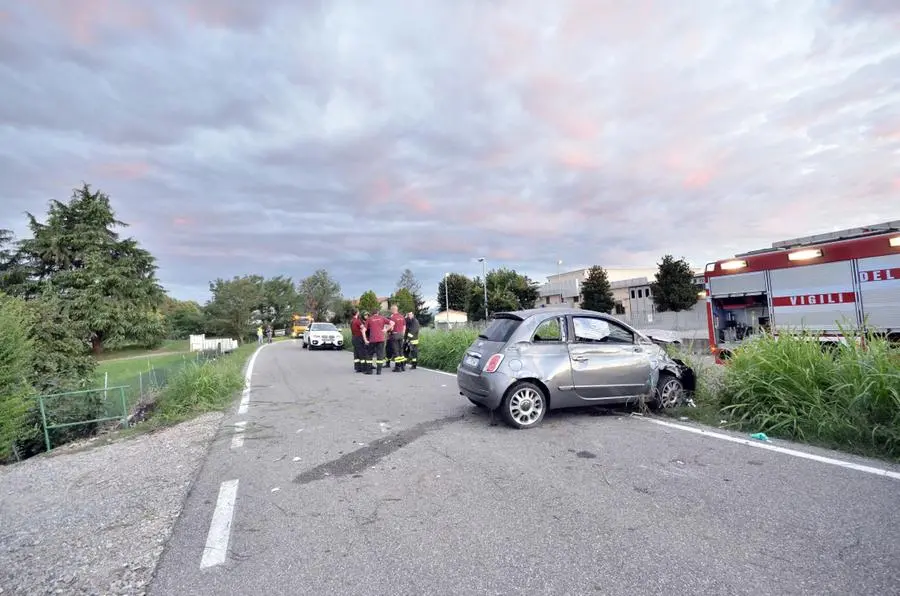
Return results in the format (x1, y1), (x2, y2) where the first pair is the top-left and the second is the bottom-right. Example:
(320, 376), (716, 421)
(478, 318), (522, 343)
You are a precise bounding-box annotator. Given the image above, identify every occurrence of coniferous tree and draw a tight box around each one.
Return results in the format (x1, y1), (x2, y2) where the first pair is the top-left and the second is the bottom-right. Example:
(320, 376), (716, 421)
(650, 255), (698, 312)
(581, 266), (616, 313)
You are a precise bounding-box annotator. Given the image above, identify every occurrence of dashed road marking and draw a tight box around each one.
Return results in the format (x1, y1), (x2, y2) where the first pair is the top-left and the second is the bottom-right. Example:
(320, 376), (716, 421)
(200, 479), (239, 568)
(230, 421), (247, 450)
(640, 417), (900, 481)
(238, 344), (267, 415)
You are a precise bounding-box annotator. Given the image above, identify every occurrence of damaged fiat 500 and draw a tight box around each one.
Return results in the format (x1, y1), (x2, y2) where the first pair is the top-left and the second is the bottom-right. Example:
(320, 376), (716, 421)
(457, 308), (695, 429)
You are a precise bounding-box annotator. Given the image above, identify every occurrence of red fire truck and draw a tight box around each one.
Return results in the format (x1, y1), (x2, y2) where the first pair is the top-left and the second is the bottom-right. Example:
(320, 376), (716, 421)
(704, 221), (900, 363)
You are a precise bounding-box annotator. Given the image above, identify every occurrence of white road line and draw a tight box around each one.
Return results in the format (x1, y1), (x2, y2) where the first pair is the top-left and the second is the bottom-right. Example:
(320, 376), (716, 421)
(237, 344), (267, 415)
(199, 479), (240, 568)
(230, 421), (247, 450)
(640, 417), (900, 481)
(421, 367), (457, 377)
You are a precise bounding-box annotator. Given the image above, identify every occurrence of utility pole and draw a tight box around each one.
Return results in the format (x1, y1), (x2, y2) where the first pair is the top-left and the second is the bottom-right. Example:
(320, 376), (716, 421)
(477, 257), (488, 321)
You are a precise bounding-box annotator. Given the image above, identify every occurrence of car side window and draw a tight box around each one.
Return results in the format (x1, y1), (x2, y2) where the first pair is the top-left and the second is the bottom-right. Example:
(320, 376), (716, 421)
(572, 317), (634, 344)
(605, 321), (634, 344)
(532, 317), (564, 342)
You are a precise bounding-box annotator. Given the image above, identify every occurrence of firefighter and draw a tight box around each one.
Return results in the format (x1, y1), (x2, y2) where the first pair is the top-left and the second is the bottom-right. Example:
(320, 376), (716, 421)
(404, 311), (420, 369)
(362, 310), (393, 375)
(350, 309), (365, 372)
(388, 305), (407, 372)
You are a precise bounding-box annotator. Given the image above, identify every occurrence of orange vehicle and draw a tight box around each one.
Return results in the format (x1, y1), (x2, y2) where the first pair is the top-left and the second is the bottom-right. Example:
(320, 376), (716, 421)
(290, 313), (313, 338)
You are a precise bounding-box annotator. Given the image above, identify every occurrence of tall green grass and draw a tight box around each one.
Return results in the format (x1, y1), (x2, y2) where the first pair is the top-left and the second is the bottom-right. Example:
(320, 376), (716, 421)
(341, 327), (479, 372)
(705, 331), (900, 460)
(151, 349), (248, 423)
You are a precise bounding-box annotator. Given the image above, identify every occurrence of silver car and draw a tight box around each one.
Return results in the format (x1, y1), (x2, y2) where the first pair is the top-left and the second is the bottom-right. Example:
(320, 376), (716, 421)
(456, 308), (696, 429)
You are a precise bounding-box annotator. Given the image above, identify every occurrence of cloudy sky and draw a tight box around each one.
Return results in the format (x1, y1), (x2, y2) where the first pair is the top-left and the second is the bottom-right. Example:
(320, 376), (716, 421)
(1, 0), (898, 304)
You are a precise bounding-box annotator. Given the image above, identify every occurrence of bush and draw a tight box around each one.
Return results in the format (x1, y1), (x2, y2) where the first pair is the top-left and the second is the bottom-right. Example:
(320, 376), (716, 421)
(341, 327), (478, 372)
(152, 353), (245, 422)
(0, 294), (37, 461)
(716, 331), (900, 460)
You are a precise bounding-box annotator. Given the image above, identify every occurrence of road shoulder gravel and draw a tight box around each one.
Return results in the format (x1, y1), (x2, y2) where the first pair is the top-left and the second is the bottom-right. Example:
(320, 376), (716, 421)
(0, 412), (224, 595)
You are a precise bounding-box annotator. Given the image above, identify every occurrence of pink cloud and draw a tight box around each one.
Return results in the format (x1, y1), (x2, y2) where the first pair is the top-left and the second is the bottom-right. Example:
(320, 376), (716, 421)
(172, 217), (193, 227)
(95, 161), (152, 180)
(557, 147), (601, 170)
(32, 0), (155, 46)
(683, 169), (713, 189)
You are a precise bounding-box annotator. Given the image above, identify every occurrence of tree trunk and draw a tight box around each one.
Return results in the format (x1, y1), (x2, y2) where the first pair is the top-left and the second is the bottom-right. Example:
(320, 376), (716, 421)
(91, 334), (104, 354)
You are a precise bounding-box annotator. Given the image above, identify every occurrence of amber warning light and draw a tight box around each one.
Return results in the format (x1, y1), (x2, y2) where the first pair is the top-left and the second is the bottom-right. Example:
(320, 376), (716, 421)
(788, 248), (823, 261)
(720, 260), (747, 270)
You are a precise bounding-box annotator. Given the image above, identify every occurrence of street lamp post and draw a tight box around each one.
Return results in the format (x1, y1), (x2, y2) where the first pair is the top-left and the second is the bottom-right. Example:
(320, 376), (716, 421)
(477, 257), (488, 322)
(556, 259), (563, 303)
(444, 272), (450, 328)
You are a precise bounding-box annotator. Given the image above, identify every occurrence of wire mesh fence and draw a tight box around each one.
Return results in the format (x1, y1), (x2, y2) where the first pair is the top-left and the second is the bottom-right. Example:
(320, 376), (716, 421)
(31, 349), (226, 452)
(101, 349), (222, 415)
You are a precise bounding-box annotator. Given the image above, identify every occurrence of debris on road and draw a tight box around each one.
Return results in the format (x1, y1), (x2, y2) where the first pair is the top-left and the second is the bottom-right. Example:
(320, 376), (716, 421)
(750, 432), (770, 442)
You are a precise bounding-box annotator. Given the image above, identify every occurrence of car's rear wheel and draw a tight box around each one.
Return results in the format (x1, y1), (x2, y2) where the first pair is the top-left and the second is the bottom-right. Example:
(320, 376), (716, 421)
(653, 373), (684, 409)
(500, 382), (547, 429)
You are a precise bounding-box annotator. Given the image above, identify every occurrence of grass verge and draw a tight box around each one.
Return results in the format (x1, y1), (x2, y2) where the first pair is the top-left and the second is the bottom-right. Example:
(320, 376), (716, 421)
(148, 343), (256, 425)
(666, 333), (900, 462)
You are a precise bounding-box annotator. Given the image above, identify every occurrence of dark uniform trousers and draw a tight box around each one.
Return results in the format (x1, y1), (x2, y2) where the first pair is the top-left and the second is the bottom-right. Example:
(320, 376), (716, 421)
(389, 332), (406, 370)
(367, 341), (387, 374)
(351, 335), (365, 372)
(405, 334), (419, 369)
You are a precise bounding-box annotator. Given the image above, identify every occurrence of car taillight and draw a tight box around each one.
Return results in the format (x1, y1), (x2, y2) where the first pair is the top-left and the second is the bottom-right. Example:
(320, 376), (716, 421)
(483, 354), (504, 373)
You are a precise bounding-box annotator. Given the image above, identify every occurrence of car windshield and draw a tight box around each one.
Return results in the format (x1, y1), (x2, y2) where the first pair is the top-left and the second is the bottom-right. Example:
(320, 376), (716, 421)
(477, 317), (522, 343)
(297, 317), (311, 326)
(310, 323), (336, 331)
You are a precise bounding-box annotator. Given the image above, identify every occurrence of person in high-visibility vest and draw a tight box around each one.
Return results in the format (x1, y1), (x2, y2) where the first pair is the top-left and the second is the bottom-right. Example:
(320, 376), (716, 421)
(388, 305), (407, 372)
(362, 310), (393, 375)
(350, 309), (365, 372)
(404, 311), (420, 369)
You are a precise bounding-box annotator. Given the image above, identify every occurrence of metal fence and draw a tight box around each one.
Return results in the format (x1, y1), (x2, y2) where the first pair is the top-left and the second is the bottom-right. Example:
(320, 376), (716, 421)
(34, 349), (223, 452)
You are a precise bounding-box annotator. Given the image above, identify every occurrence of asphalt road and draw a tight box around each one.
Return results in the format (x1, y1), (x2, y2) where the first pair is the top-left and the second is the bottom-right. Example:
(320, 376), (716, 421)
(150, 340), (900, 596)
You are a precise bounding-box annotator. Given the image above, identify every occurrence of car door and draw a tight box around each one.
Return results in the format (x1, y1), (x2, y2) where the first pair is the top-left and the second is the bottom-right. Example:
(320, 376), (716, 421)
(567, 315), (652, 400)
(506, 314), (574, 395)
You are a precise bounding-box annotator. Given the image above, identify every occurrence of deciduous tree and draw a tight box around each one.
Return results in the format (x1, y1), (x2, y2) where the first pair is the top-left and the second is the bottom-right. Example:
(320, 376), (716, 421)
(358, 290), (381, 315)
(389, 288), (416, 314)
(396, 268), (422, 296)
(581, 266), (616, 313)
(651, 254), (698, 312)
(298, 269), (341, 321)
(261, 275), (298, 327)
(205, 275), (265, 341)
(160, 296), (206, 339)
(437, 273), (472, 312)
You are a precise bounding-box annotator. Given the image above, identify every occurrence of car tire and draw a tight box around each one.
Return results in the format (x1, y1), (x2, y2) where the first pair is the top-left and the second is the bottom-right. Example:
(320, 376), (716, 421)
(500, 381), (547, 429)
(653, 372), (684, 410)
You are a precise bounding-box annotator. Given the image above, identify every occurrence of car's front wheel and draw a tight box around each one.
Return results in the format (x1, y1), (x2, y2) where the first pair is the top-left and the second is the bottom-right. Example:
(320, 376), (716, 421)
(653, 372), (684, 409)
(500, 382), (547, 429)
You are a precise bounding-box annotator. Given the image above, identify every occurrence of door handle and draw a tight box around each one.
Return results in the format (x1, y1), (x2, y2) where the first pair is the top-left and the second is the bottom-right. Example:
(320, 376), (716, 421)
(572, 356), (588, 362)
(633, 346), (643, 353)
